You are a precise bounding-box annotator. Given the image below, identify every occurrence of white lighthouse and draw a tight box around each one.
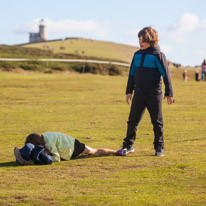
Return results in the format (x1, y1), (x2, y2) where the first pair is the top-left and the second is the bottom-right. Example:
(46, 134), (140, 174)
(29, 19), (47, 43)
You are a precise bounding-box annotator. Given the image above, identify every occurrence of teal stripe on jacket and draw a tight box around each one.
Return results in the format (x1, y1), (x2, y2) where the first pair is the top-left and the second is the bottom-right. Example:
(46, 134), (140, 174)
(130, 54), (166, 77)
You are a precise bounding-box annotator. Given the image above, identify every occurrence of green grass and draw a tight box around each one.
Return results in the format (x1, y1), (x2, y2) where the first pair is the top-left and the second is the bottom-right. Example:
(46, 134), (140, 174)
(0, 44), (129, 63)
(24, 38), (137, 63)
(0, 68), (206, 205)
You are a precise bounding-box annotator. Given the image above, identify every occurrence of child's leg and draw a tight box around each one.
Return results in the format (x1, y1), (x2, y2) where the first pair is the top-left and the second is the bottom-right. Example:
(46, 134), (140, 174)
(82, 145), (117, 156)
(123, 93), (146, 149)
(146, 94), (164, 149)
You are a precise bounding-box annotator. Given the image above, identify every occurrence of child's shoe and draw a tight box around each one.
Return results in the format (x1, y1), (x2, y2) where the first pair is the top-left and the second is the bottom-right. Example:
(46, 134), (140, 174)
(155, 146), (164, 156)
(126, 147), (135, 154)
(117, 148), (127, 156)
(117, 147), (135, 156)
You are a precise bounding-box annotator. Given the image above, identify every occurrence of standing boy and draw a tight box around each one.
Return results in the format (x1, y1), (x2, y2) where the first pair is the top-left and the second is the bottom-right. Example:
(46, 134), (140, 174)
(118, 27), (174, 156)
(201, 59), (206, 81)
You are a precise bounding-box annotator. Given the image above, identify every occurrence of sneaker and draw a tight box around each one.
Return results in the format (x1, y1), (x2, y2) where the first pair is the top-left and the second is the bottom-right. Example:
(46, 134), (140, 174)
(155, 146), (164, 156)
(117, 147), (135, 156)
(117, 148), (127, 156)
(126, 147), (135, 154)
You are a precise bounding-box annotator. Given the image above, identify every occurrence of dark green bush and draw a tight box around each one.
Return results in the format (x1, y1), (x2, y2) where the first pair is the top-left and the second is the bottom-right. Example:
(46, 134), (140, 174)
(108, 65), (121, 76)
(19, 61), (45, 71)
(50, 62), (71, 71)
(72, 63), (122, 75)
(0, 58), (123, 75)
(0, 61), (16, 70)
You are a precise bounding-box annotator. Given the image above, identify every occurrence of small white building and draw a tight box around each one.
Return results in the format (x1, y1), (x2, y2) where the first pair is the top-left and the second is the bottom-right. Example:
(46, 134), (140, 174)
(29, 19), (47, 43)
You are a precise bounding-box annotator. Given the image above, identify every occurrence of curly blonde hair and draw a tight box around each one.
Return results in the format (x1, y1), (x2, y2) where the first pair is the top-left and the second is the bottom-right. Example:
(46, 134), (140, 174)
(138, 27), (158, 47)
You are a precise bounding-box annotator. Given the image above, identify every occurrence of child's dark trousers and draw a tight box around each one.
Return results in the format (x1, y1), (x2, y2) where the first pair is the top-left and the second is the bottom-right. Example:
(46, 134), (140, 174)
(123, 91), (164, 150)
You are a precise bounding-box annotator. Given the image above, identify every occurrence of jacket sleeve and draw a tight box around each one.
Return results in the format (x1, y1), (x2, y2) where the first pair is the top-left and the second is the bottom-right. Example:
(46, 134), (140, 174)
(45, 143), (61, 162)
(156, 53), (173, 97)
(126, 56), (136, 94)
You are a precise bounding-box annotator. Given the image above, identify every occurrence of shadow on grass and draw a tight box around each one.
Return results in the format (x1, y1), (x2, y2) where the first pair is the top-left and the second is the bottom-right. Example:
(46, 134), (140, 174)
(0, 155), (116, 167)
(72, 153), (155, 160)
(0, 161), (20, 167)
(0, 154), (155, 167)
(0, 161), (49, 167)
(71, 154), (115, 160)
(137, 154), (155, 157)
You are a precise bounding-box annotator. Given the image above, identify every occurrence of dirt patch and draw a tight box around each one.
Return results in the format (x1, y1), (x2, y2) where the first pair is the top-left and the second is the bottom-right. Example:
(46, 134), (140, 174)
(121, 165), (145, 170)
(82, 136), (94, 139)
(14, 195), (28, 200)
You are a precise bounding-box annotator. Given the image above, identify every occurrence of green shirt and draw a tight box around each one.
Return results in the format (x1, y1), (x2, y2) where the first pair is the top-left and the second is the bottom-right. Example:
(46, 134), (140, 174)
(42, 132), (75, 162)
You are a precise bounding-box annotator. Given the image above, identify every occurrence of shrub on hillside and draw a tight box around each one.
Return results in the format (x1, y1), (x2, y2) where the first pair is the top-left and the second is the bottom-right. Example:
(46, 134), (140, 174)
(72, 63), (122, 75)
(50, 62), (72, 71)
(20, 61), (45, 71)
(0, 61), (17, 71)
(0, 58), (123, 75)
(108, 65), (122, 76)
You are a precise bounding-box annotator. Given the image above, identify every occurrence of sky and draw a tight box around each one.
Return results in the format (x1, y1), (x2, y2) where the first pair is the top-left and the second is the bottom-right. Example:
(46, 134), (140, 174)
(1, 0), (206, 66)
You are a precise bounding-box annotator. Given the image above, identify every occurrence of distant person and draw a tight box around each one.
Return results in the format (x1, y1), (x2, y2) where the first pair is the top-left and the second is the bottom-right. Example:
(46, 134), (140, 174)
(117, 27), (174, 157)
(183, 70), (188, 81)
(195, 69), (200, 81)
(201, 59), (206, 81)
(14, 132), (117, 165)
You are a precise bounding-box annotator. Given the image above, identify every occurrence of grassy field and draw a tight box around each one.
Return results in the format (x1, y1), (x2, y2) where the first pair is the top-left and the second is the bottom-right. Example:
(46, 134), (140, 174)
(0, 68), (206, 205)
(23, 38), (137, 63)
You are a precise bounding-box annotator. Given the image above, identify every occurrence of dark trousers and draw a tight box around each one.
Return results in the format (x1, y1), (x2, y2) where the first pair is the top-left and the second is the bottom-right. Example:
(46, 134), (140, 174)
(123, 91), (164, 150)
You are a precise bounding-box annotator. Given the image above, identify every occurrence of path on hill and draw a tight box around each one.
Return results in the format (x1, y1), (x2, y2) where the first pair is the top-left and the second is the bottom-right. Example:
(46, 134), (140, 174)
(0, 58), (130, 67)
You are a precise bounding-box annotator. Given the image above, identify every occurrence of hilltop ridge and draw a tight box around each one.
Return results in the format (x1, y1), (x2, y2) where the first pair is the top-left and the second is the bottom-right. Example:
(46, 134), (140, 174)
(23, 38), (138, 63)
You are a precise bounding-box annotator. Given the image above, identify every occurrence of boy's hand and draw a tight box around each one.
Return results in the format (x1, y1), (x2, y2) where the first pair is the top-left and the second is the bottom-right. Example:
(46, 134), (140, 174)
(164, 96), (174, 105)
(126, 94), (132, 104)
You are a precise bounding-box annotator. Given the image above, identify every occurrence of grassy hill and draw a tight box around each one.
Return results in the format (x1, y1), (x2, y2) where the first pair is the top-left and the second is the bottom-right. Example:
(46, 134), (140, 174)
(0, 45), (128, 75)
(0, 40), (192, 74)
(23, 38), (138, 63)
(0, 44), (115, 61)
(21, 38), (194, 70)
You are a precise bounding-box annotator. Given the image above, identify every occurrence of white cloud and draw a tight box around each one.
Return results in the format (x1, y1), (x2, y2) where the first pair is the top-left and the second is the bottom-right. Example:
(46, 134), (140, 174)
(160, 45), (173, 53)
(200, 19), (206, 30)
(12, 19), (40, 34)
(171, 13), (199, 33)
(125, 28), (142, 37)
(92, 22), (110, 37)
(167, 13), (206, 43)
(124, 28), (142, 46)
(12, 18), (110, 38)
(46, 18), (98, 33)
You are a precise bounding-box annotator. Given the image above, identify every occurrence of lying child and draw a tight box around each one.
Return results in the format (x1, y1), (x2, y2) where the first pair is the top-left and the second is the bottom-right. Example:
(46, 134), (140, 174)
(14, 132), (118, 165)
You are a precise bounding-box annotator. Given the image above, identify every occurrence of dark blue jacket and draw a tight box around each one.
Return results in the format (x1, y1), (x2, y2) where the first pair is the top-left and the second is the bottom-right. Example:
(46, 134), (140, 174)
(126, 46), (173, 96)
(19, 143), (53, 165)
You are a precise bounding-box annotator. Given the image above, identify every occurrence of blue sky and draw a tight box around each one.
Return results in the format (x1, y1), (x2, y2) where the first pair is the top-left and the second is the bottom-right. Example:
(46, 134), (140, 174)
(1, 0), (206, 66)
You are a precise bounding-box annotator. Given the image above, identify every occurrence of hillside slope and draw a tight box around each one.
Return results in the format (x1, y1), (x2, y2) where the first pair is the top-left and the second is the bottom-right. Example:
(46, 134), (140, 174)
(23, 38), (138, 63)
(0, 45), (128, 75)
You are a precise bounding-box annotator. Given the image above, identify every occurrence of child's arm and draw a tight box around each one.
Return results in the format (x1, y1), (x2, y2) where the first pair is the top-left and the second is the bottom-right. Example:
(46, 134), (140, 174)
(126, 56), (136, 95)
(164, 96), (174, 105)
(45, 144), (61, 162)
(126, 94), (132, 104)
(156, 53), (173, 97)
